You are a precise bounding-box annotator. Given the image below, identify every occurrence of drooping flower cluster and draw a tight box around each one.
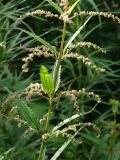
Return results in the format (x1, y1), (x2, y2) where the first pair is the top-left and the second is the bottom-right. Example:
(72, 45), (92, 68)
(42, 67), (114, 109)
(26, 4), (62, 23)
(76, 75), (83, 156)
(22, 44), (106, 73)
(64, 53), (106, 73)
(59, 0), (68, 12)
(16, 10), (60, 25)
(22, 45), (54, 72)
(55, 89), (101, 114)
(42, 122), (100, 144)
(72, 11), (120, 24)
(16, 7), (120, 25)
(25, 83), (44, 100)
(66, 42), (107, 54)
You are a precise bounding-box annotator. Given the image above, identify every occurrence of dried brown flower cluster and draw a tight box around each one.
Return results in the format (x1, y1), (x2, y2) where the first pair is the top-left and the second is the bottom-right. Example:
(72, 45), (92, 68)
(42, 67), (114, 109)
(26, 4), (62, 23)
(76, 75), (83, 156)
(22, 45), (54, 72)
(0, 42), (6, 48)
(55, 89), (101, 114)
(23, 127), (37, 137)
(22, 44), (106, 73)
(60, 12), (71, 23)
(59, 0), (68, 11)
(66, 42), (107, 54)
(25, 83), (44, 100)
(1, 93), (22, 109)
(17, 10), (60, 25)
(14, 114), (27, 127)
(42, 122), (100, 144)
(23, 83), (101, 115)
(64, 52), (106, 73)
(72, 11), (120, 24)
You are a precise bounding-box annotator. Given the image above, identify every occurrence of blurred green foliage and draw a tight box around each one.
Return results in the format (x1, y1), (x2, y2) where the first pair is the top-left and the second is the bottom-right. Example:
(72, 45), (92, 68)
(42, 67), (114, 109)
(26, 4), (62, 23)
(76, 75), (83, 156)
(0, 0), (120, 160)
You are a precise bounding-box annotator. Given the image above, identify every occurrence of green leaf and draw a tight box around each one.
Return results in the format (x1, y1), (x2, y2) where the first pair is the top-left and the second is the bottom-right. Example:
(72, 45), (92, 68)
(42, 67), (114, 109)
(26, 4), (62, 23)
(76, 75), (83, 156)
(50, 140), (71, 160)
(19, 28), (58, 55)
(67, 0), (81, 14)
(46, 0), (63, 14)
(80, 133), (101, 145)
(13, 99), (40, 132)
(40, 65), (54, 94)
(64, 16), (92, 53)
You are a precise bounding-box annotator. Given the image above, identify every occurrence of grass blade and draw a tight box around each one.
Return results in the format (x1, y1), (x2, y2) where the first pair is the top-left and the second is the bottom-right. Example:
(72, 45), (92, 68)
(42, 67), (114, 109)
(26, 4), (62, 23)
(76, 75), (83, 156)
(14, 99), (40, 132)
(46, 0), (63, 14)
(50, 126), (83, 160)
(64, 16), (92, 53)
(53, 103), (98, 131)
(19, 28), (58, 55)
(50, 140), (71, 160)
(86, 0), (101, 25)
(67, 0), (81, 14)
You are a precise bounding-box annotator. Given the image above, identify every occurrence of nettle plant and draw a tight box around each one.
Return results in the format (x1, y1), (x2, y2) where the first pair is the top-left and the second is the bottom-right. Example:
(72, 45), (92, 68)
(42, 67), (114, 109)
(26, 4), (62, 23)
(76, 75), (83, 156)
(12, 0), (120, 159)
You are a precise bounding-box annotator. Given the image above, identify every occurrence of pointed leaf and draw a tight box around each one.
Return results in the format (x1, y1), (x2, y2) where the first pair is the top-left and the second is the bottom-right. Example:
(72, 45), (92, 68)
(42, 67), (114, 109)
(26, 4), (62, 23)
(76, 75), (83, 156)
(13, 99), (40, 131)
(53, 114), (79, 132)
(64, 16), (92, 53)
(19, 28), (58, 55)
(46, 0), (63, 14)
(53, 103), (98, 131)
(40, 65), (55, 94)
(50, 140), (71, 160)
(67, 0), (81, 14)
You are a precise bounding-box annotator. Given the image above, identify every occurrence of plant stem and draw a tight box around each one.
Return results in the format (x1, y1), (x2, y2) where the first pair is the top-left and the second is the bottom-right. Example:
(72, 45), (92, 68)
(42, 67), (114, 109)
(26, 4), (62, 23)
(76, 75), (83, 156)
(54, 0), (68, 87)
(38, 97), (53, 160)
(54, 18), (67, 87)
(38, 17), (68, 160)
(60, 0), (68, 55)
(60, 21), (67, 55)
(38, 1), (68, 159)
(45, 97), (53, 131)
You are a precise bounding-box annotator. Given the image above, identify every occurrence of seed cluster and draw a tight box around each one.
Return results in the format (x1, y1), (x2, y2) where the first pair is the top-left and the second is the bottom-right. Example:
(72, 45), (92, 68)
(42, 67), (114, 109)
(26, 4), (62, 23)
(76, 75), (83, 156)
(25, 83), (43, 100)
(72, 11), (120, 24)
(67, 42), (106, 54)
(22, 45), (54, 72)
(59, 0), (67, 11)
(1, 93), (22, 109)
(23, 127), (37, 137)
(14, 115), (27, 127)
(60, 12), (71, 23)
(64, 52), (106, 73)
(17, 10), (60, 25)
(42, 122), (100, 144)
(55, 89), (101, 114)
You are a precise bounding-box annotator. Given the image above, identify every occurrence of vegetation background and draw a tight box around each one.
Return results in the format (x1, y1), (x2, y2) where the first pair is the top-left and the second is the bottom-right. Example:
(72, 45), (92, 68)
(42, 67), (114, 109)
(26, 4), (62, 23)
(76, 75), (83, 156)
(0, 0), (120, 160)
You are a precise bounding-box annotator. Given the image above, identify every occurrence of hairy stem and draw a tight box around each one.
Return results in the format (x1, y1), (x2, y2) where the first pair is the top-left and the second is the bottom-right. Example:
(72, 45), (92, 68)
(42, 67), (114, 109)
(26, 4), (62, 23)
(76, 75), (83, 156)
(38, 97), (53, 160)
